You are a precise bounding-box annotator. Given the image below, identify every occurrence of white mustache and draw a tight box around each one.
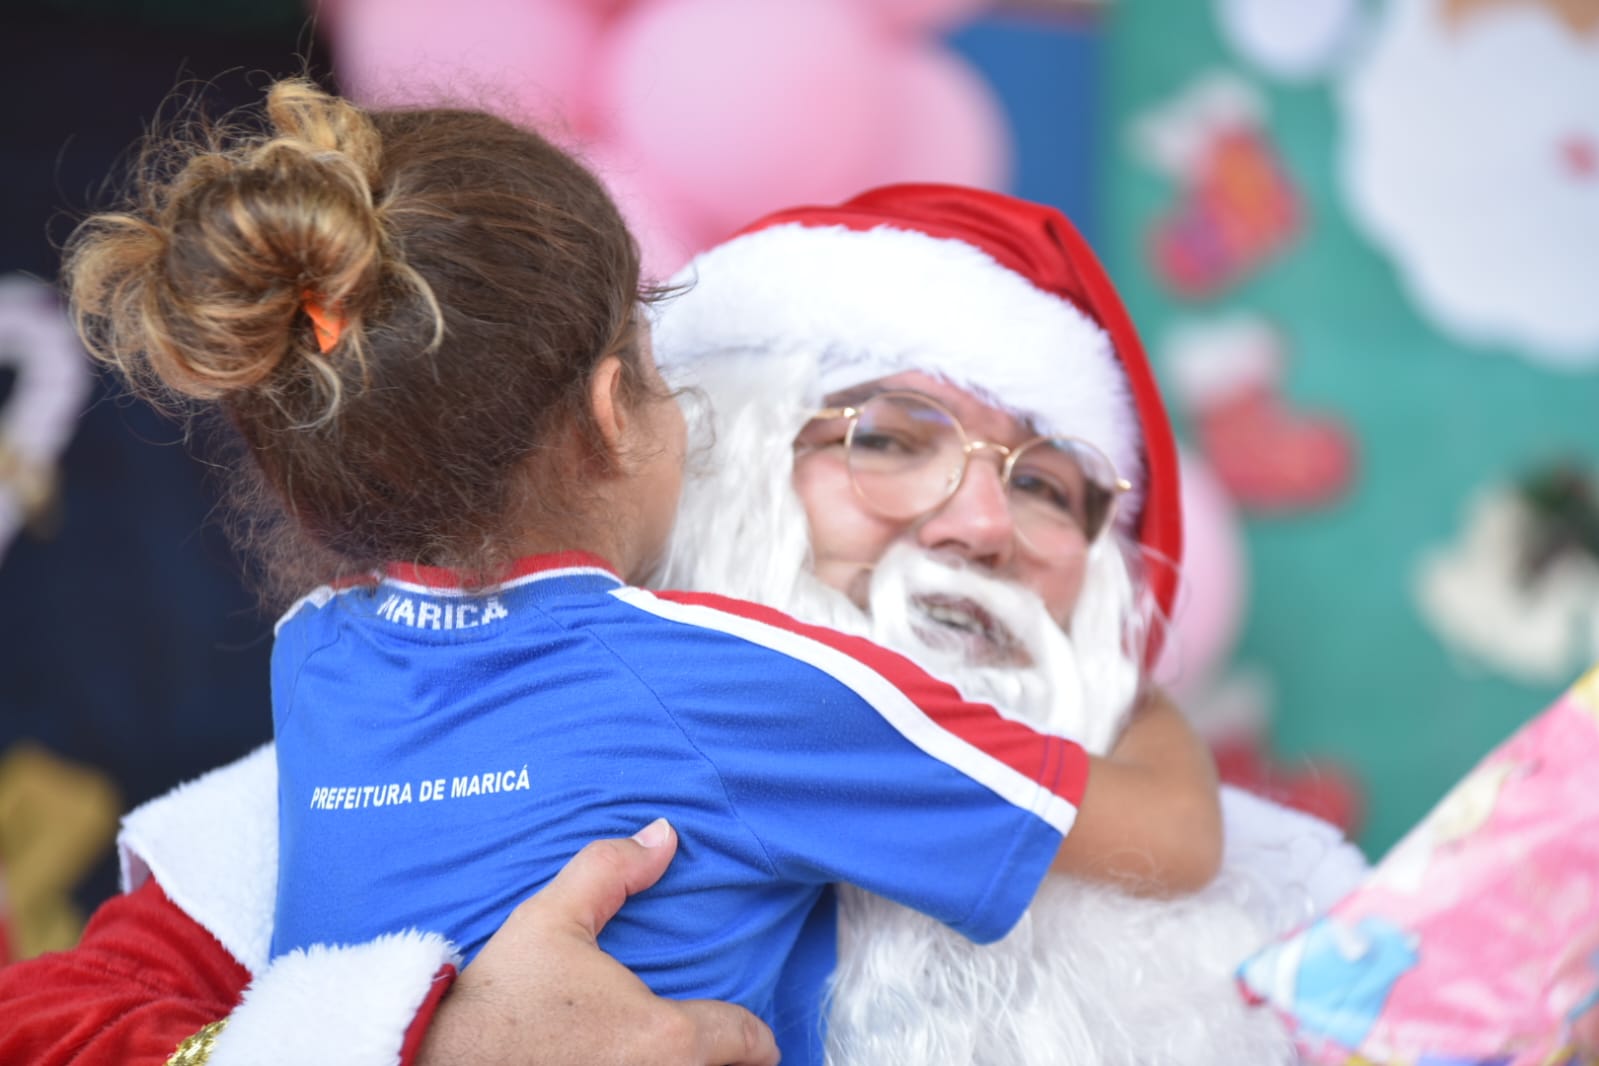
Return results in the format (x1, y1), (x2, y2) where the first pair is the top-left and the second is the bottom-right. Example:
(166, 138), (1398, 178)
(862, 544), (1100, 748)
(868, 547), (1041, 663)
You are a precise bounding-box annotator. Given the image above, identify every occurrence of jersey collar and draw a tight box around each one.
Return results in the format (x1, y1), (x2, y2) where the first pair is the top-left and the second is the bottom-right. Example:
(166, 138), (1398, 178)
(383, 551), (620, 592)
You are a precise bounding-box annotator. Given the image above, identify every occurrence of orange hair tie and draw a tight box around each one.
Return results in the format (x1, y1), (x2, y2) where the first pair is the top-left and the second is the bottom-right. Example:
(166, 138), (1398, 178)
(301, 292), (346, 354)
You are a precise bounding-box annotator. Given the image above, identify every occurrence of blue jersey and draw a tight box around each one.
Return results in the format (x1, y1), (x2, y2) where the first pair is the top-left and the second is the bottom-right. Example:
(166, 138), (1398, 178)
(271, 552), (1087, 1064)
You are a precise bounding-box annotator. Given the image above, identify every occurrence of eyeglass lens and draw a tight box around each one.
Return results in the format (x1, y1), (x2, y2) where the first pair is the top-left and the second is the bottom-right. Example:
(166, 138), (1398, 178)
(845, 393), (1119, 549)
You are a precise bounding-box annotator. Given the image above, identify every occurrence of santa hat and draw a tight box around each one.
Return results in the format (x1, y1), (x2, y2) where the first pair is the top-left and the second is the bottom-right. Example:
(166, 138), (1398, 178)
(653, 183), (1183, 626)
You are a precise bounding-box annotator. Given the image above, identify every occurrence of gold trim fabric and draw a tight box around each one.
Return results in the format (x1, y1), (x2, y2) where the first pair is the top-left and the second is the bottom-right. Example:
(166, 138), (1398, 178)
(166, 1019), (228, 1066)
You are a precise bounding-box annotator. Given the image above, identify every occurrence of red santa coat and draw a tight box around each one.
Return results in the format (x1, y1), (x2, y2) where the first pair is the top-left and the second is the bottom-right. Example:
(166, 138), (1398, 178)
(0, 747), (455, 1066)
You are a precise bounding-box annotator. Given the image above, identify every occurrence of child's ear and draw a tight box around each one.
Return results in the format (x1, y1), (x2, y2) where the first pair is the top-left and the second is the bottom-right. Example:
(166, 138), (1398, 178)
(588, 355), (629, 456)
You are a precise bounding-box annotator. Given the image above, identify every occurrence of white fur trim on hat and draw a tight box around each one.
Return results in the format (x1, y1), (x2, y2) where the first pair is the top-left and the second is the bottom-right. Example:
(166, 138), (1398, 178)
(655, 222), (1146, 514)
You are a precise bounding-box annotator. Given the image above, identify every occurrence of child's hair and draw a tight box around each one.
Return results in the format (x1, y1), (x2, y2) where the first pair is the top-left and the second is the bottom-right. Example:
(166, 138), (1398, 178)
(67, 78), (654, 600)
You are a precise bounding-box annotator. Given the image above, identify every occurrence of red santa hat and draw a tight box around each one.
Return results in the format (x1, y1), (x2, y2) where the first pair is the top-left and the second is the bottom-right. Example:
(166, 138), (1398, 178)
(654, 183), (1183, 626)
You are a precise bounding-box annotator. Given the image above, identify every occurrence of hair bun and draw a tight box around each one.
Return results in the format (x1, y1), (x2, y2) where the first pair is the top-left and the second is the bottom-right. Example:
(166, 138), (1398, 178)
(68, 79), (387, 412)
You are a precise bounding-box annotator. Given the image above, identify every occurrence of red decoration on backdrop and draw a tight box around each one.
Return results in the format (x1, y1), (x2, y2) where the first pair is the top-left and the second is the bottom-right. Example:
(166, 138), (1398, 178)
(1133, 73), (1302, 299)
(1213, 737), (1364, 834)
(1191, 381), (1356, 512)
(1165, 314), (1356, 513)
(1150, 126), (1302, 298)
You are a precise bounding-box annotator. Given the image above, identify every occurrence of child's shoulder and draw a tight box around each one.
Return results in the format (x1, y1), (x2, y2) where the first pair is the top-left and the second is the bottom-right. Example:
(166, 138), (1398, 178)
(609, 586), (922, 681)
(615, 586), (847, 645)
(273, 576), (383, 637)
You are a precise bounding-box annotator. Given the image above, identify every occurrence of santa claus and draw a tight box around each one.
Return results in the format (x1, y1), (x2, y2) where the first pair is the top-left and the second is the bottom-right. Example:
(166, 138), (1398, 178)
(653, 183), (1368, 1065)
(0, 184), (1365, 1066)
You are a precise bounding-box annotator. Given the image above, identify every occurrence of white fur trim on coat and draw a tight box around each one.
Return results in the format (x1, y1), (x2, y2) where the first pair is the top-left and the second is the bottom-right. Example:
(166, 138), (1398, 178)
(1219, 784), (1370, 919)
(655, 222), (1147, 517)
(119, 745), (280, 972)
(211, 931), (455, 1066)
(118, 746), (458, 1066)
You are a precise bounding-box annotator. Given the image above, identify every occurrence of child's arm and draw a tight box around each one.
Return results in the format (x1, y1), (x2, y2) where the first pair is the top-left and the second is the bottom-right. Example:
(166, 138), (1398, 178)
(626, 591), (1220, 922)
(1050, 688), (1224, 895)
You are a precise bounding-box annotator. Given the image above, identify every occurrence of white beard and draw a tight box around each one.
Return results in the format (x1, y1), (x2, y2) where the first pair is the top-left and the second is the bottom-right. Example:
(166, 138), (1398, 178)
(829, 873), (1295, 1066)
(657, 353), (1300, 1066)
(793, 549), (1296, 1066)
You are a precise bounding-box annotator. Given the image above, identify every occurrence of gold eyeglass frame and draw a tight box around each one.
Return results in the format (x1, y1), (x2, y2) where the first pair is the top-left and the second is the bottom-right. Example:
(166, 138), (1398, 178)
(803, 389), (1132, 548)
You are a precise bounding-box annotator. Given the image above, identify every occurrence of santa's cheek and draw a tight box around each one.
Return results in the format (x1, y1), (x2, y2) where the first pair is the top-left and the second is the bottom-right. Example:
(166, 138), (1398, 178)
(805, 556), (873, 607)
(1037, 565), (1088, 624)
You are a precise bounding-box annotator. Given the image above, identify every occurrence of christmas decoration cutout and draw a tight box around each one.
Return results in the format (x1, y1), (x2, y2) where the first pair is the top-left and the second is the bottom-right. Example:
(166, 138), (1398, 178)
(1163, 314), (1357, 512)
(0, 277), (92, 565)
(1340, 0), (1599, 366)
(1133, 73), (1303, 298)
(1414, 463), (1599, 684)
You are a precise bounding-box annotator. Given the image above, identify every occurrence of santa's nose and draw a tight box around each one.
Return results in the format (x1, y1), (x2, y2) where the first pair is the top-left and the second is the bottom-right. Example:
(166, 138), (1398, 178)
(914, 456), (1016, 568)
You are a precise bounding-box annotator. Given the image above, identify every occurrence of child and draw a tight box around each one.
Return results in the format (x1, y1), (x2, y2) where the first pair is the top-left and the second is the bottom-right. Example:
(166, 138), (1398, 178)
(66, 79), (1220, 1065)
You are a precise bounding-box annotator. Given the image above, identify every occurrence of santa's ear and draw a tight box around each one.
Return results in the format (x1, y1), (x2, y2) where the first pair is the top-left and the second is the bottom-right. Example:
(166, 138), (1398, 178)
(588, 355), (629, 458)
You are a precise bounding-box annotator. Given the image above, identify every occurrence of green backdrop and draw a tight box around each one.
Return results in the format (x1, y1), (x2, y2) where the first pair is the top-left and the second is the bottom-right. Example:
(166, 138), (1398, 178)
(1106, 0), (1599, 856)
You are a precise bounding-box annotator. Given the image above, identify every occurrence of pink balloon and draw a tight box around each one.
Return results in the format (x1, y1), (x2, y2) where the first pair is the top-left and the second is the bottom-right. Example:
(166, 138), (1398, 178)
(600, 0), (890, 231)
(570, 0), (634, 17)
(1156, 448), (1248, 690)
(855, 0), (991, 33)
(326, 0), (604, 136)
(875, 43), (1012, 191)
(582, 143), (714, 282)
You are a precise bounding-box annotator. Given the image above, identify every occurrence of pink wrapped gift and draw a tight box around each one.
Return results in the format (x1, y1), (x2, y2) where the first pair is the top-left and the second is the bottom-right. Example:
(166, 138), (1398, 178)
(1238, 667), (1599, 1065)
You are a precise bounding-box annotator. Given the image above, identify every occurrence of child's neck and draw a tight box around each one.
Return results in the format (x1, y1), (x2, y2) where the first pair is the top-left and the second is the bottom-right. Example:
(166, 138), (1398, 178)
(505, 480), (654, 586)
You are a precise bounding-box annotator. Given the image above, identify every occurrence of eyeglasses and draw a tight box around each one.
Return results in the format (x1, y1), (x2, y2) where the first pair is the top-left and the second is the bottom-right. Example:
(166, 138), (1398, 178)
(801, 390), (1130, 555)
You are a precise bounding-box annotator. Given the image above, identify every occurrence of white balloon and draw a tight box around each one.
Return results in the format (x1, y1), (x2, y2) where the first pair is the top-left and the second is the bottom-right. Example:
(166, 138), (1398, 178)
(1216, 0), (1363, 81)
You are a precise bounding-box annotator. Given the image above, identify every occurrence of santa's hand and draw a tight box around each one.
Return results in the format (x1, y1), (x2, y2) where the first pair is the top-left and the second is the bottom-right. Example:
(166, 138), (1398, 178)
(418, 820), (780, 1066)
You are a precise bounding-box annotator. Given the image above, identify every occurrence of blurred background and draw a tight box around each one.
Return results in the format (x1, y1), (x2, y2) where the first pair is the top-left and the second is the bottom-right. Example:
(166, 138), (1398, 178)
(1, 0), (1595, 962)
